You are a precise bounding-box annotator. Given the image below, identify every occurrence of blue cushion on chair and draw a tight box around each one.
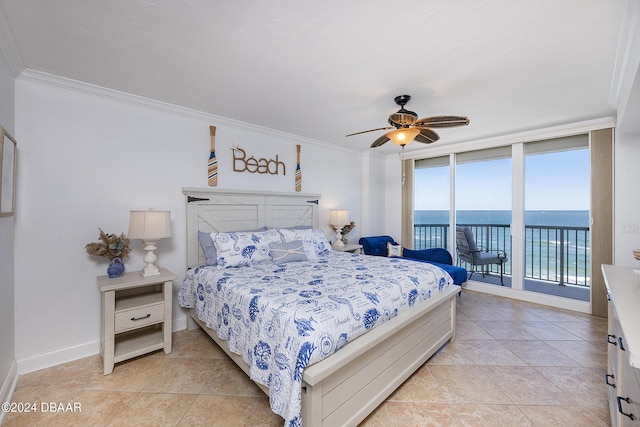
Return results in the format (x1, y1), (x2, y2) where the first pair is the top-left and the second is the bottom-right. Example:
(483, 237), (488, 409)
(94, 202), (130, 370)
(358, 235), (397, 257)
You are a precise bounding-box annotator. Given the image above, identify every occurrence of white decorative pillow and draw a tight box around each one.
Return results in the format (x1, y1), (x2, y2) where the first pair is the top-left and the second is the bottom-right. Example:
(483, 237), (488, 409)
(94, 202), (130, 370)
(214, 229), (282, 268)
(269, 240), (308, 264)
(278, 228), (318, 260)
(387, 242), (402, 257)
(311, 229), (332, 255)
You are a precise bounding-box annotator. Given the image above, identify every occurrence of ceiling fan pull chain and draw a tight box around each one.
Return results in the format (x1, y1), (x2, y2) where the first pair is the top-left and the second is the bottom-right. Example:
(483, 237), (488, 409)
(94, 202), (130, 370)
(401, 145), (406, 187)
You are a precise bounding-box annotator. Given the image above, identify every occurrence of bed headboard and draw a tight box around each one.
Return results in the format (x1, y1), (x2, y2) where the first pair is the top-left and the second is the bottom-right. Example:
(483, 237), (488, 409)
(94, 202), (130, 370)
(183, 187), (320, 268)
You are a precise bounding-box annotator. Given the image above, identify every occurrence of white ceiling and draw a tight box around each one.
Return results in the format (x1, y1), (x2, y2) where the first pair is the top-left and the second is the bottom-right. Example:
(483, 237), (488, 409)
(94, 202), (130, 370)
(0, 0), (626, 153)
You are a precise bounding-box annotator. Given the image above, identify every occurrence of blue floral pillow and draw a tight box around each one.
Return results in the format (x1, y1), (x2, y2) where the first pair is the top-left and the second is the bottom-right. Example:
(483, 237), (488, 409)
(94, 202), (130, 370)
(311, 229), (332, 255)
(214, 229), (282, 268)
(269, 240), (308, 264)
(200, 227), (269, 266)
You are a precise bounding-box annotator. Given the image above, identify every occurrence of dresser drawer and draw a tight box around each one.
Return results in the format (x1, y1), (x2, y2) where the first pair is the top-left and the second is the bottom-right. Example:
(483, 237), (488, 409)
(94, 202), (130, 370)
(617, 362), (640, 425)
(115, 302), (164, 332)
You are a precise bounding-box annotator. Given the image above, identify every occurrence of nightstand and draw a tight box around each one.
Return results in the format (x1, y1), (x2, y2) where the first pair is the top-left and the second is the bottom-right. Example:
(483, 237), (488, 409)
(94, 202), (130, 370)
(98, 268), (176, 375)
(332, 243), (363, 254)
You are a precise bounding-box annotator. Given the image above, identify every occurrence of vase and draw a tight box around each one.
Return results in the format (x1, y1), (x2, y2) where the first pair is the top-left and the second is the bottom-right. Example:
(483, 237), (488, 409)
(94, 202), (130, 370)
(107, 257), (125, 278)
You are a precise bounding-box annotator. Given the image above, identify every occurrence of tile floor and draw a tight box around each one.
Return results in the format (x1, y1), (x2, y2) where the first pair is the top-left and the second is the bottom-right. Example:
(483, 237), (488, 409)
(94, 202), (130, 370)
(2, 290), (611, 426)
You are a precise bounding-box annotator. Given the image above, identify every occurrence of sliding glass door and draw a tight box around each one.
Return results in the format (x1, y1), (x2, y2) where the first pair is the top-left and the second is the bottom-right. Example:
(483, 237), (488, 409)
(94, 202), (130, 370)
(411, 133), (594, 302)
(455, 147), (512, 287)
(414, 156), (450, 250)
(523, 135), (590, 300)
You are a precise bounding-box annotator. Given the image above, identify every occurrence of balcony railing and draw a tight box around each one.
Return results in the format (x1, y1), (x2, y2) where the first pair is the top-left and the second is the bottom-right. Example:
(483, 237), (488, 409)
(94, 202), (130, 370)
(413, 223), (590, 287)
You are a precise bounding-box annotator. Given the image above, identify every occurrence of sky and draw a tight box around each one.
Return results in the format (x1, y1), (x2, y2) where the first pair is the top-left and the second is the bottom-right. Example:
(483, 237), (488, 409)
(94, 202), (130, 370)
(414, 148), (590, 211)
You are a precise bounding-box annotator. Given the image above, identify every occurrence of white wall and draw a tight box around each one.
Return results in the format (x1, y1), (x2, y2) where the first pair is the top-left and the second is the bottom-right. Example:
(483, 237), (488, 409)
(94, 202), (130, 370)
(360, 150), (388, 237)
(384, 155), (403, 241)
(613, 131), (640, 266)
(13, 71), (364, 373)
(0, 33), (16, 413)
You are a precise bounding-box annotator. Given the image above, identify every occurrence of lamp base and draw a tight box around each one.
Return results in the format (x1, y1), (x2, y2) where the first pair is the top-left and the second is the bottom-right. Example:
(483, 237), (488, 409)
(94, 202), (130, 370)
(332, 226), (344, 247)
(140, 264), (160, 277)
(140, 242), (161, 277)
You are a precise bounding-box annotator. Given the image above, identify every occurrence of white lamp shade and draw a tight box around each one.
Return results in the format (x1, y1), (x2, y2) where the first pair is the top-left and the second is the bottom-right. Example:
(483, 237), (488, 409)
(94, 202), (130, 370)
(329, 209), (350, 227)
(128, 210), (172, 240)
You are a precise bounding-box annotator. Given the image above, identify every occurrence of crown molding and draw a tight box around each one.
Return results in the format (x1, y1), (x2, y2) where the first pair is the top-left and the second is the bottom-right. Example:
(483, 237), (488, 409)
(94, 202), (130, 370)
(16, 69), (361, 154)
(0, 4), (24, 77)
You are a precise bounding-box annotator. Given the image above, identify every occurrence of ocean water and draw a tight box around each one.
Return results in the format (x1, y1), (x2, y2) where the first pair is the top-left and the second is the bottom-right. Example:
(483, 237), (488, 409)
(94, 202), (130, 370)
(413, 210), (591, 285)
(414, 210), (589, 228)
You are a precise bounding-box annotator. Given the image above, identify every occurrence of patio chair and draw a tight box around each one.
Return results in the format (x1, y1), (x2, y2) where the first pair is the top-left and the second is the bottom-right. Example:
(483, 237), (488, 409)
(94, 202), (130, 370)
(455, 226), (508, 285)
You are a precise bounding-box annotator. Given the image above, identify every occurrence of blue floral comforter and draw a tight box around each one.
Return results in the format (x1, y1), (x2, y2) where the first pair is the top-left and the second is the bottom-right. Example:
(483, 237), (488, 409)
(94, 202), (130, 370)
(178, 251), (453, 426)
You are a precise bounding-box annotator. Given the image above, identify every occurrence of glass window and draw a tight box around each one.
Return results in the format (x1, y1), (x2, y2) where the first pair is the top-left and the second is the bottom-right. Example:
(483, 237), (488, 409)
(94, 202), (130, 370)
(410, 132), (596, 303)
(414, 156), (450, 249)
(455, 146), (512, 287)
(524, 135), (590, 300)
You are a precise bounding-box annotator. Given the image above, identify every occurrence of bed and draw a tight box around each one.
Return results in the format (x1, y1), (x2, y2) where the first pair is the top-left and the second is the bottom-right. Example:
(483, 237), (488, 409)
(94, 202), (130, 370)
(179, 188), (460, 427)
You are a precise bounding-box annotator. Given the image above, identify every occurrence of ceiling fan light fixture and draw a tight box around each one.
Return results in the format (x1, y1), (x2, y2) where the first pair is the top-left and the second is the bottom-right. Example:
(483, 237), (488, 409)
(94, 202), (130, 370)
(346, 95), (469, 149)
(386, 128), (420, 146)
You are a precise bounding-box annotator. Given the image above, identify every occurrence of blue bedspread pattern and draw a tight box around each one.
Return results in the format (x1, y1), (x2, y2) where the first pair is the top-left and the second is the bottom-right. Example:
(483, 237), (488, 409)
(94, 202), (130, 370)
(178, 251), (453, 426)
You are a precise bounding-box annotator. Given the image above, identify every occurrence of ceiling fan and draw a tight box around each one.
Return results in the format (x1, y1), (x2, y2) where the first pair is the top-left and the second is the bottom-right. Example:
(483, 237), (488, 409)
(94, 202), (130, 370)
(346, 95), (470, 148)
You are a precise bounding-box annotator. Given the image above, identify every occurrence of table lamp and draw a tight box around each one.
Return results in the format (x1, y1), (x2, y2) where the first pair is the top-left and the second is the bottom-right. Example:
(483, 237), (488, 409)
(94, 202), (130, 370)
(128, 209), (172, 277)
(329, 209), (350, 247)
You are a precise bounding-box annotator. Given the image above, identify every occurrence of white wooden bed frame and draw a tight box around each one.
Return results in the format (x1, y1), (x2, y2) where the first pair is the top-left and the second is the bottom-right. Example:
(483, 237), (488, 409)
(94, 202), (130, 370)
(182, 187), (459, 427)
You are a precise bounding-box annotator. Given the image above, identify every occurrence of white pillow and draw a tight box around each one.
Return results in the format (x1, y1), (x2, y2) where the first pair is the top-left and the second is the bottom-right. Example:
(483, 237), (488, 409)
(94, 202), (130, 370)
(278, 228), (318, 260)
(387, 242), (402, 257)
(214, 229), (282, 268)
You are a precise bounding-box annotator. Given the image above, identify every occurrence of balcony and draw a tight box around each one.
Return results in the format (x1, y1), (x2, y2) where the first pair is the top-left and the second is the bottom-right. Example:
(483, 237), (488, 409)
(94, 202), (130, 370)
(414, 223), (590, 301)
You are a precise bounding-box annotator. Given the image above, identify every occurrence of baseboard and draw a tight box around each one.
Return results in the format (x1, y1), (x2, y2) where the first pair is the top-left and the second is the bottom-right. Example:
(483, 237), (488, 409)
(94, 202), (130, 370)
(17, 340), (100, 375)
(14, 315), (192, 376)
(0, 360), (18, 425)
(17, 319), (189, 375)
(173, 314), (188, 332)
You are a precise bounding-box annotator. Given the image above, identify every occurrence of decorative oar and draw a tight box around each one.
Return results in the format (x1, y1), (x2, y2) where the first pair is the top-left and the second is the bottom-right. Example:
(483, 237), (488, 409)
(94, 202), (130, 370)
(208, 126), (217, 186)
(295, 144), (302, 192)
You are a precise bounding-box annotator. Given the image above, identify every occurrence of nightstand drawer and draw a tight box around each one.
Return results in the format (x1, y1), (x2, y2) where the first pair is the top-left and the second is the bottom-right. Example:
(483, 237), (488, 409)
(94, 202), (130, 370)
(115, 302), (164, 332)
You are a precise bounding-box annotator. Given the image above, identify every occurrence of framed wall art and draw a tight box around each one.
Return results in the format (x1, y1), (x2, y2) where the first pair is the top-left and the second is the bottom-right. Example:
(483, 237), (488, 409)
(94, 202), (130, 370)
(0, 126), (17, 217)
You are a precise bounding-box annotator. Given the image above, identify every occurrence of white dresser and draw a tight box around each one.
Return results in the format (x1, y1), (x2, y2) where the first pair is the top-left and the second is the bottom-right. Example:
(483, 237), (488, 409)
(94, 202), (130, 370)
(603, 265), (640, 426)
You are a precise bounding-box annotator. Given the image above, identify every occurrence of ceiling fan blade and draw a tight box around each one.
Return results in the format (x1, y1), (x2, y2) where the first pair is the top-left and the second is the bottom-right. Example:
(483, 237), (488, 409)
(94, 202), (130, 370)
(370, 134), (390, 148)
(414, 128), (440, 144)
(346, 126), (394, 137)
(414, 116), (470, 128)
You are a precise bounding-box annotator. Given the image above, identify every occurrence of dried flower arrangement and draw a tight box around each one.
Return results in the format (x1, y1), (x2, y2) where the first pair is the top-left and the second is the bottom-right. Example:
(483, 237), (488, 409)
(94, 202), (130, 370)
(85, 228), (131, 261)
(340, 221), (356, 242)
